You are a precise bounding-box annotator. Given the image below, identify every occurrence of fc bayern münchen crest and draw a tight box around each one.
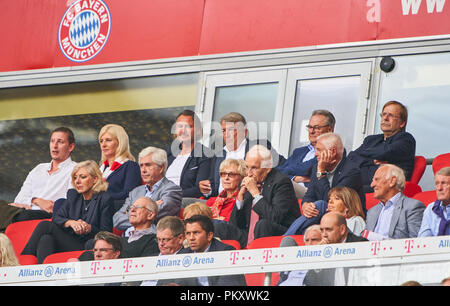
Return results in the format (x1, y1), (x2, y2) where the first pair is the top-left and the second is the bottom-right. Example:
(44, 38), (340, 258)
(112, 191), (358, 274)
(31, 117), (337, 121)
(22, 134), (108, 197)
(58, 0), (111, 62)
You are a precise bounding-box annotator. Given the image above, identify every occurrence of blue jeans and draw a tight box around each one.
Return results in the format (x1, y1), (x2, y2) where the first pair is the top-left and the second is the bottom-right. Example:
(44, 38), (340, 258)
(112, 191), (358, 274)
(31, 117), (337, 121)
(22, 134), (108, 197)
(283, 200), (328, 236)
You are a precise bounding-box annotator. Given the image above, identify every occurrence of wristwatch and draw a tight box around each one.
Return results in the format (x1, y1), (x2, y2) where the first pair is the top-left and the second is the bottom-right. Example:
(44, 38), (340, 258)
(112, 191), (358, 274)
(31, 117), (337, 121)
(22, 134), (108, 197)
(316, 171), (328, 178)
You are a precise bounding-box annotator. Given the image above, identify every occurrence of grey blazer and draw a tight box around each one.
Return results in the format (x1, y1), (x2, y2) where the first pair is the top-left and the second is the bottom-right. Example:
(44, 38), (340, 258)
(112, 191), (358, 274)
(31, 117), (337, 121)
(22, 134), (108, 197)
(113, 177), (183, 230)
(365, 193), (425, 239)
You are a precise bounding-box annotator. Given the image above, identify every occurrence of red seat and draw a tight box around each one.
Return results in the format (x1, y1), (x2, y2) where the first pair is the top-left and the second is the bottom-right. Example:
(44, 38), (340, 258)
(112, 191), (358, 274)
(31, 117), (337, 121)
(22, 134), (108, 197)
(221, 239), (241, 250)
(403, 181), (422, 197)
(412, 190), (436, 206)
(410, 156), (427, 184)
(17, 254), (38, 265)
(365, 193), (379, 211)
(4, 219), (51, 257)
(43, 250), (86, 264)
(244, 235), (304, 286)
(113, 227), (124, 237)
(432, 153), (450, 174)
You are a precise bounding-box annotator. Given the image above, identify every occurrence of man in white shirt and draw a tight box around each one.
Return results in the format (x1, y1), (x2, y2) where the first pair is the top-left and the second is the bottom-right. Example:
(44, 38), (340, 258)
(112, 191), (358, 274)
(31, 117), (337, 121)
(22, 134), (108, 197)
(418, 167), (450, 237)
(0, 127), (76, 230)
(363, 164), (425, 240)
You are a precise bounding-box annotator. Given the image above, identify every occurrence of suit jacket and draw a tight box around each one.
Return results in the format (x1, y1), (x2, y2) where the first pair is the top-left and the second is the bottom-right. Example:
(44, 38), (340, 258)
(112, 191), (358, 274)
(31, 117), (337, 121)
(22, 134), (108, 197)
(209, 138), (286, 197)
(347, 131), (416, 185)
(167, 142), (213, 198)
(78, 233), (160, 261)
(230, 168), (300, 233)
(365, 193), (425, 239)
(113, 177), (183, 230)
(303, 231), (368, 286)
(276, 145), (316, 180)
(158, 238), (247, 286)
(302, 156), (366, 212)
(105, 160), (142, 201)
(52, 188), (114, 240)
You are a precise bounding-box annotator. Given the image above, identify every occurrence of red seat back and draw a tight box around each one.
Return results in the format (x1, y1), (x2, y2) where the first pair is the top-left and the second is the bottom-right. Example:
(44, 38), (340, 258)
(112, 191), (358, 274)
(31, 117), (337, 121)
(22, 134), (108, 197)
(410, 156), (427, 184)
(221, 239), (241, 250)
(432, 153), (450, 174)
(4, 219), (51, 257)
(403, 181), (422, 197)
(412, 190), (436, 206)
(244, 235), (304, 286)
(43, 250), (86, 264)
(365, 193), (379, 211)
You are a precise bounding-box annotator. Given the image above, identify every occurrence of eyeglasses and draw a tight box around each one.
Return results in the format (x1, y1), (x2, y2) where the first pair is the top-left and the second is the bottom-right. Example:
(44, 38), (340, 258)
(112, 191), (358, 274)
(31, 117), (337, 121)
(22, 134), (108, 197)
(306, 124), (329, 131)
(93, 248), (114, 253)
(379, 112), (400, 120)
(157, 236), (177, 244)
(219, 172), (241, 178)
(126, 205), (153, 214)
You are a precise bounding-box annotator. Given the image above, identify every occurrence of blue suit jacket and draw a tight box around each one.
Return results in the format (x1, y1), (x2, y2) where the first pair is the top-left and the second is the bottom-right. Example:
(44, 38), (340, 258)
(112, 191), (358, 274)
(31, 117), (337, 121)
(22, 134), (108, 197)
(302, 156), (366, 212)
(276, 145), (316, 180)
(167, 142), (212, 198)
(105, 160), (142, 211)
(347, 131), (416, 185)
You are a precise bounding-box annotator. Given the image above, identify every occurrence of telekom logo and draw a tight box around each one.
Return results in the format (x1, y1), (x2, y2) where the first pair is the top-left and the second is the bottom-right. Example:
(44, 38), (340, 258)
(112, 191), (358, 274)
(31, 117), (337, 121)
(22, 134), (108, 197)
(123, 259), (133, 273)
(262, 250), (273, 263)
(90, 261), (101, 275)
(405, 240), (415, 253)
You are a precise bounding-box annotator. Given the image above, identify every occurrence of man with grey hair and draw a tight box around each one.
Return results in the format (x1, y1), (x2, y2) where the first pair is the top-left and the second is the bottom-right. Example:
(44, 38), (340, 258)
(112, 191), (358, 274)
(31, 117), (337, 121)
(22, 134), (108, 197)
(418, 167), (450, 237)
(277, 110), (335, 197)
(348, 100), (416, 192)
(363, 164), (425, 240)
(214, 144), (300, 247)
(284, 132), (365, 236)
(113, 146), (182, 234)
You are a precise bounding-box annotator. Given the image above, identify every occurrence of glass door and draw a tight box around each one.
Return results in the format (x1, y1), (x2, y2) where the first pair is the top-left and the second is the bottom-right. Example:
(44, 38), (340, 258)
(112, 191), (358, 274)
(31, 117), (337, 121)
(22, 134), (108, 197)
(279, 61), (373, 156)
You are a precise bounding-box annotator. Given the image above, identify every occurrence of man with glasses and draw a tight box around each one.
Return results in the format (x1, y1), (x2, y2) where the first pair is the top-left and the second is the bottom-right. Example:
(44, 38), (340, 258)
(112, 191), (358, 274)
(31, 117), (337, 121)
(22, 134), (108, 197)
(79, 197), (160, 261)
(154, 215), (246, 286)
(348, 101), (416, 192)
(277, 110), (335, 198)
(113, 146), (183, 234)
(214, 145), (300, 248)
(141, 216), (186, 286)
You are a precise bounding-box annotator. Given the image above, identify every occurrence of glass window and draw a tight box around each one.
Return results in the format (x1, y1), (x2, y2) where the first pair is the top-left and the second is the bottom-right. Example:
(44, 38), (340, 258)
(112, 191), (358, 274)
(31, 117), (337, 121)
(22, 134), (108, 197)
(289, 76), (361, 155)
(0, 73), (198, 202)
(212, 82), (278, 140)
(376, 53), (450, 190)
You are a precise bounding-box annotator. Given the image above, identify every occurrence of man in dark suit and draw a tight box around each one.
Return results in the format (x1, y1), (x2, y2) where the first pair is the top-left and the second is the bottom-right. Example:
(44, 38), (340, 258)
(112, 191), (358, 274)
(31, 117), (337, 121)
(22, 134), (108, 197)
(277, 110), (335, 197)
(303, 212), (367, 286)
(199, 112), (285, 198)
(286, 133), (365, 236)
(214, 144), (300, 248)
(159, 215), (246, 286)
(347, 100), (416, 192)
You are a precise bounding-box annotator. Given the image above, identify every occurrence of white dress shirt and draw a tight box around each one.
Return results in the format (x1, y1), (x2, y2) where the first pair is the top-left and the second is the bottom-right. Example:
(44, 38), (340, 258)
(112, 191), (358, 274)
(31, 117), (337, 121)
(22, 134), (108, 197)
(14, 157), (77, 209)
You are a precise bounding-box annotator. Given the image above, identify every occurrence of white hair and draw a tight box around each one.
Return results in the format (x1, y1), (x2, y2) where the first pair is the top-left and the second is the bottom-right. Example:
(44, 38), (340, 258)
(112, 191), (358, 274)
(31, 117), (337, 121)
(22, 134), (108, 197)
(316, 132), (344, 157)
(379, 164), (406, 191)
(138, 146), (168, 174)
(246, 144), (273, 168)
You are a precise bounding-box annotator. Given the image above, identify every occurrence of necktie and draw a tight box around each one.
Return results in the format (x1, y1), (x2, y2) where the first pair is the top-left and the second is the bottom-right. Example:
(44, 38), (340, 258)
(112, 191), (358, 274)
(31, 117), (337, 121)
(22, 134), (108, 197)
(247, 184), (263, 245)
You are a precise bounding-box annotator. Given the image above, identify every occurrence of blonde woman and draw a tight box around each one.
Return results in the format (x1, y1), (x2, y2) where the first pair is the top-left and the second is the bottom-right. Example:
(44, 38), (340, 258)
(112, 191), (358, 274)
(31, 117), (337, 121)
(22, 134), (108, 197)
(22, 160), (114, 264)
(98, 124), (141, 210)
(0, 233), (20, 267)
